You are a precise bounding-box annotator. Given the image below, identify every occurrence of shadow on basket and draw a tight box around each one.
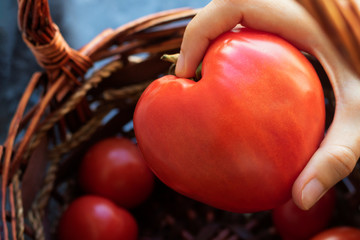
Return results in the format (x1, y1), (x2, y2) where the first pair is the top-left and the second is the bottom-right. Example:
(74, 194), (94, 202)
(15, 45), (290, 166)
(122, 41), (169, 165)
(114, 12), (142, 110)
(1, 0), (360, 240)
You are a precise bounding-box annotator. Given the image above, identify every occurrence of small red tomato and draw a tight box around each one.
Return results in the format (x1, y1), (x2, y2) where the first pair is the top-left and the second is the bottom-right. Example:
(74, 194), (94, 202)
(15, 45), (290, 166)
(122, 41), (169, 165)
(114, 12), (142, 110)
(58, 195), (138, 240)
(272, 188), (336, 240)
(310, 227), (360, 240)
(79, 137), (154, 208)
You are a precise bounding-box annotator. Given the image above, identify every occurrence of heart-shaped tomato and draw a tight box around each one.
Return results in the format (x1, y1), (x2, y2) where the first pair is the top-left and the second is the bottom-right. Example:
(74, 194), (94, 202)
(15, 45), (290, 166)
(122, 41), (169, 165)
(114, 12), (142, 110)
(134, 28), (325, 213)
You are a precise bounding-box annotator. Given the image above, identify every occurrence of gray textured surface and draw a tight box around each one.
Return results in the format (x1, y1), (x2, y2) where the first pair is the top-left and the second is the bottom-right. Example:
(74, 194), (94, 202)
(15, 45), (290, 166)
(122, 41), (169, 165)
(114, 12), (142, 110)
(0, 0), (208, 142)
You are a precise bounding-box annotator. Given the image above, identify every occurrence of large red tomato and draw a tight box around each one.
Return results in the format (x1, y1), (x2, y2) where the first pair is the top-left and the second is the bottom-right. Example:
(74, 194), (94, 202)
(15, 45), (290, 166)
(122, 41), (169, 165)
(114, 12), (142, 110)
(58, 195), (138, 240)
(78, 137), (154, 208)
(134, 28), (325, 212)
(310, 227), (360, 240)
(272, 188), (336, 240)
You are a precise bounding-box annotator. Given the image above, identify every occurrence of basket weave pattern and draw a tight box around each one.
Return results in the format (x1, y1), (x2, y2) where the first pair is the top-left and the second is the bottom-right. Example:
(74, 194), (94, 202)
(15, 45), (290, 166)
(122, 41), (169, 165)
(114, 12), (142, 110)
(1, 0), (360, 239)
(300, 0), (360, 74)
(3, 0), (197, 238)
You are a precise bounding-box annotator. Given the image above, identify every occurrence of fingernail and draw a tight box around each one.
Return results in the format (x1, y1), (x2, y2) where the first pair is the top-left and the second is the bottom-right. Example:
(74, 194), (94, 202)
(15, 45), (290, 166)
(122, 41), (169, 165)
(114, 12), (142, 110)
(175, 53), (185, 76)
(301, 178), (326, 210)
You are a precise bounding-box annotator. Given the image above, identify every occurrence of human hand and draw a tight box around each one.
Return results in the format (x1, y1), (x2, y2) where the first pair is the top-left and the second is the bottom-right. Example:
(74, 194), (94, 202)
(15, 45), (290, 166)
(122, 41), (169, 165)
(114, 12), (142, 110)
(175, 0), (360, 210)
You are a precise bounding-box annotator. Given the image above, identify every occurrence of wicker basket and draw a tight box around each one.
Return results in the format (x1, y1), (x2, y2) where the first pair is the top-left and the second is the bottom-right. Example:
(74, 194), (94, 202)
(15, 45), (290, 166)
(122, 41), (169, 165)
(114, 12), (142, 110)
(1, 0), (360, 239)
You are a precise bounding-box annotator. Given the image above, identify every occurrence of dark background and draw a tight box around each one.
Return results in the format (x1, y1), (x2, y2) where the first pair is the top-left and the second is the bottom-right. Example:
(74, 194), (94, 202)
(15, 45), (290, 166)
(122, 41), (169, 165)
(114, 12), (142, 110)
(0, 0), (208, 142)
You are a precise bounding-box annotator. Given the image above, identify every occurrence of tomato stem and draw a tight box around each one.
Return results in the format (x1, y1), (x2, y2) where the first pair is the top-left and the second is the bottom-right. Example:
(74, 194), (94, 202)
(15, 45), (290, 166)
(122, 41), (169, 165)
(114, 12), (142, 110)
(194, 62), (202, 81)
(161, 53), (179, 64)
(161, 53), (202, 81)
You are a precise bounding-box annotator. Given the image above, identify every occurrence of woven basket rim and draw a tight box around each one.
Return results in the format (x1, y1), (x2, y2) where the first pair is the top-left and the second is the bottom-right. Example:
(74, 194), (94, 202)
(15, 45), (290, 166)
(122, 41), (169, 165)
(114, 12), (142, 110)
(1, 0), (360, 239)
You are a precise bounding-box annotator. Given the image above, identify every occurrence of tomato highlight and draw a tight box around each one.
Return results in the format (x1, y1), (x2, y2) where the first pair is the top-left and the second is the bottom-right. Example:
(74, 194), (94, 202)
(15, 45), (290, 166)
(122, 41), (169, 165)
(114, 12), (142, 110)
(58, 195), (138, 240)
(134, 28), (325, 212)
(78, 137), (154, 209)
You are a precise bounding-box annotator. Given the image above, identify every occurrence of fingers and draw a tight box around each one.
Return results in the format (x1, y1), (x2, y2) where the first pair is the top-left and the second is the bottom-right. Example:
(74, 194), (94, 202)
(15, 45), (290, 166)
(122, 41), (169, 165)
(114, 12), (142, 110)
(292, 111), (360, 210)
(291, 24), (360, 210)
(176, 0), (360, 211)
(175, 0), (324, 78)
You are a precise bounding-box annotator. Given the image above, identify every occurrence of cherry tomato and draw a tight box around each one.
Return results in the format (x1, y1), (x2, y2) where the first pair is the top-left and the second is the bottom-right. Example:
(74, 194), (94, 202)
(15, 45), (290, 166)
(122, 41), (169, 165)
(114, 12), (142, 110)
(58, 195), (138, 240)
(78, 137), (154, 208)
(310, 227), (360, 240)
(272, 188), (336, 240)
(134, 28), (325, 213)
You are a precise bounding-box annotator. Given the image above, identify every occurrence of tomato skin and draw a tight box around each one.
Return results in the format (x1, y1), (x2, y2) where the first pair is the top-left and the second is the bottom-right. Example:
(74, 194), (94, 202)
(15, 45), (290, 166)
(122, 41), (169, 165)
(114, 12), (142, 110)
(272, 188), (336, 240)
(134, 28), (325, 212)
(310, 227), (360, 240)
(78, 137), (154, 209)
(58, 195), (138, 240)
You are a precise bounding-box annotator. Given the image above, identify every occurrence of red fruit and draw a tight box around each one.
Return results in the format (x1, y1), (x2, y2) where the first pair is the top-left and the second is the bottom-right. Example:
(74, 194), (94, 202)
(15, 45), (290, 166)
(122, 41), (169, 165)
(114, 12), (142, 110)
(134, 28), (325, 212)
(272, 188), (336, 240)
(58, 195), (138, 240)
(79, 137), (154, 208)
(311, 227), (360, 240)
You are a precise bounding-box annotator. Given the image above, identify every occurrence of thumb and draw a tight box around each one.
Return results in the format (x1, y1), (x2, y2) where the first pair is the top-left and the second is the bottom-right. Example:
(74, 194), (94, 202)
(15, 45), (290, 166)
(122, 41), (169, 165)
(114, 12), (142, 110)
(292, 112), (360, 210)
(175, 0), (323, 78)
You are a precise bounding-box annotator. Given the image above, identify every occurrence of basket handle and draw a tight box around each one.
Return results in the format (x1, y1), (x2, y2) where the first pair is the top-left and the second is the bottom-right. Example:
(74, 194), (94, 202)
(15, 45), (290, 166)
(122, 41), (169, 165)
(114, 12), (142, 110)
(9, 0), (94, 181)
(18, 0), (55, 45)
(3, 2), (198, 239)
(1, 1), (93, 239)
(18, 0), (93, 81)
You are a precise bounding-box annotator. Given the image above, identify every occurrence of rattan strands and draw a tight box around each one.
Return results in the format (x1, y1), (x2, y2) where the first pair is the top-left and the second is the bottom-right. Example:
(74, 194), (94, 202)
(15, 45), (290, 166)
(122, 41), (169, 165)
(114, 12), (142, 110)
(0, 0), (359, 239)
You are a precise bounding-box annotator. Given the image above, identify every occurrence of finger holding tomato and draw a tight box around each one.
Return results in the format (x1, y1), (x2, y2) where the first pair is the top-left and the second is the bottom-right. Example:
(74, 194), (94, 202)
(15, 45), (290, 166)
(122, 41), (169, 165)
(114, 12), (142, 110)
(134, 27), (325, 213)
(78, 137), (155, 209)
(175, 0), (360, 212)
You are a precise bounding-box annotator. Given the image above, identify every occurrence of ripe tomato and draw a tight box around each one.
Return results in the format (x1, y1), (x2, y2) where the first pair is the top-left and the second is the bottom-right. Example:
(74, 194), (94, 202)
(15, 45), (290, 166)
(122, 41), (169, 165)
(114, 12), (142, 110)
(310, 227), (360, 240)
(78, 137), (154, 208)
(272, 188), (336, 240)
(58, 195), (138, 240)
(134, 28), (325, 212)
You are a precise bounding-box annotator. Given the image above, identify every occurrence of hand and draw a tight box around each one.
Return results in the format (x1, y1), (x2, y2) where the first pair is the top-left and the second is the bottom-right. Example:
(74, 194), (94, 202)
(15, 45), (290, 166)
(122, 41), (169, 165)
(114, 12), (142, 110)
(175, 0), (360, 210)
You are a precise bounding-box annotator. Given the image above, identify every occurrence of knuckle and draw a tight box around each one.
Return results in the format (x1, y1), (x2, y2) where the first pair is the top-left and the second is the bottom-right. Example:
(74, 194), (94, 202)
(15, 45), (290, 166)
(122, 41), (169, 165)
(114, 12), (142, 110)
(325, 145), (358, 178)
